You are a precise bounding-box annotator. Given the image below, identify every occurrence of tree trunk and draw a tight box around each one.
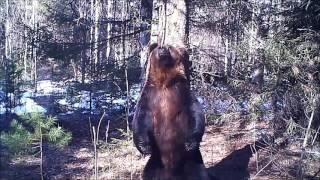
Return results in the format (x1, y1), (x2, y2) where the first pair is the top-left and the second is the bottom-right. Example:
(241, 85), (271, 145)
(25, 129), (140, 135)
(106, 0), (113, 63)
(90, 0), (95, 80)
(4, 0), (11, 113)
(94, 0), (100, 79)
(4, 0), (9, 113)
(120, 0), (128, 66)
(31, 0), (38, 92)
(139, 0), (153, 69)
(23, 0), (29, 80)
(150, 0), (189, 46)
(78, 1), (87, 84)
(5, 0), (10, 60)
(224, 38), (231, 77)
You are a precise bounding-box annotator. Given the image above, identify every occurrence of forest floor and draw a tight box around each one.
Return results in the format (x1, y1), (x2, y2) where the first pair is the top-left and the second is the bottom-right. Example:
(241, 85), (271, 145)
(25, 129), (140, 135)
(2, 112), (319, 180)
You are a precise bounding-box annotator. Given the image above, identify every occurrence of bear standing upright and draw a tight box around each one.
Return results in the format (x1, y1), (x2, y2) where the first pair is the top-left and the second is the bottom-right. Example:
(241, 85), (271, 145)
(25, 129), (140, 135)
(132, 43), (208, 180)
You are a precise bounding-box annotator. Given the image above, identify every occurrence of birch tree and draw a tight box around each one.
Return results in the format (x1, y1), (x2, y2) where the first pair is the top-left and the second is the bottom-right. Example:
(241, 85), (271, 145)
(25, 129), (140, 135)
(31, 0), (38, 91)
(4, 0), (11, 112)
(5, 0), (11, 61)
(23, 0), (29, 79)
(93, 0), (100, 76)
(106, 0), (113, 62)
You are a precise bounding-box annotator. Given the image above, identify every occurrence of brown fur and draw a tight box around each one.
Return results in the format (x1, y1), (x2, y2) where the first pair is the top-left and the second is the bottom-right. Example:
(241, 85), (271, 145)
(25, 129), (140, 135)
(133, 44), (208, 180)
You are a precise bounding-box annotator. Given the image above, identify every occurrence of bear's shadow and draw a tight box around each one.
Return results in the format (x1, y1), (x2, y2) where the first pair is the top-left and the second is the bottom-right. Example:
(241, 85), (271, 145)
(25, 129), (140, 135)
(207, 141), (267, 180)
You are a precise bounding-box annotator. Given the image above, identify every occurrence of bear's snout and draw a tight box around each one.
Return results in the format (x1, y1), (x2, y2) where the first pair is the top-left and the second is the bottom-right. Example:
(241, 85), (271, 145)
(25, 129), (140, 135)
(157, 47), (174, 67)
(158, 47), (170, 57)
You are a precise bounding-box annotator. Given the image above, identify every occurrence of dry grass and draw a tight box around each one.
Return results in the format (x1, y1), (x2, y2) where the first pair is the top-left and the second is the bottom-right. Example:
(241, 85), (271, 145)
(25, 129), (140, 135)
(97, 133), (147, 180)
(2, 116), (319, 180)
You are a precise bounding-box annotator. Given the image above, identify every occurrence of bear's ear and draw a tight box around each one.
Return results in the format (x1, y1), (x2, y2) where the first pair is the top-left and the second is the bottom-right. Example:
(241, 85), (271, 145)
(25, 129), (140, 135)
(176, 47), (188, 59)
(148, 43), (158, 54)
(177, 47), (192, 81)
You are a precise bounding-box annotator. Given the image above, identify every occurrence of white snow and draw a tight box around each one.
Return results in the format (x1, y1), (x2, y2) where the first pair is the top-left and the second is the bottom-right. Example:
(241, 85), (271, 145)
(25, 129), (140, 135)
(72, 91), (97, 109)
(36, 80), (66, 95)
(112, 98), (126, 105)
(0, 90), (5, 100)
(0, 91), (46, 115)
(57, 90), (98, 110)
(22, 91), (33, 98)
(0, 90), (5, 114)
(14, 98), (47, 115)
(0, 102), (6, 115)
(1, 81), (144, 116)
(58, 99), (69, 106)
(130, 84), (141, 101)
(81, 110), (90, 114)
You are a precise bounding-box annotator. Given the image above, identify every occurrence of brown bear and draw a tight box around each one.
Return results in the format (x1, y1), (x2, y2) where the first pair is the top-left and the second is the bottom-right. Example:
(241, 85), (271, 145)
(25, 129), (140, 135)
(132, 43), (208, 180)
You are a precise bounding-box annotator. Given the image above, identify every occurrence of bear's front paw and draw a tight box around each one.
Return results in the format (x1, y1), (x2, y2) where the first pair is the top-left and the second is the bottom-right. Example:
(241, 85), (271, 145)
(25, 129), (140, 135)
(139, 144), (152, 155)
(136, 138), (152, 155)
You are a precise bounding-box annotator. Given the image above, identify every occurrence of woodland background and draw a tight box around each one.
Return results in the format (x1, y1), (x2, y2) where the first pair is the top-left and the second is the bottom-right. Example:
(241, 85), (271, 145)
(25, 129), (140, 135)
(0, 0), (320, 179)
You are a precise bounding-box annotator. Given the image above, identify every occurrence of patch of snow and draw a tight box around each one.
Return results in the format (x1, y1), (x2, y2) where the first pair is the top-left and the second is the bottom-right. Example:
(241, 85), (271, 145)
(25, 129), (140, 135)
(58, 111), (74, 116)
(36, 80), (66, 95)
(73, 99), (96, 109)
(96, 90), (106, 94)
(97, 94), (113, 104)
(131, 93), (140, 101)
(0, 102), (6, 115)
(112, 105), (123, 110)
(14, 98), (47, 115)
(73, 102), (82, 108)
(130, 85), (141, 101)
(58, 99), (69, 106)
(113, 98), (126, 105)
(21, 91), (33, 98)
(56, 90), (99, 111)
(81, 110), (99, 115)
(82, 110), (89, 114)
(37, 80), (54, 94)
(0, 90), (5, 101)
(72, 91), (96, 109)
(7, 93), (14, 102)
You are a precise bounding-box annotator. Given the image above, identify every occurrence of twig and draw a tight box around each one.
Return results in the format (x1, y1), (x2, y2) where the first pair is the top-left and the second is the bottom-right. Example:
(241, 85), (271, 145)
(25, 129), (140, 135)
(89, 118), (93, 144)
(303, 107), (315, 148)
(125, 67), (130, 133)
(252, 156), (277, 179)
(92, 126), (98, 180)
(311, 126), (320, 146)
(105, 119), (110, 144)
(96, 111), (106, 143)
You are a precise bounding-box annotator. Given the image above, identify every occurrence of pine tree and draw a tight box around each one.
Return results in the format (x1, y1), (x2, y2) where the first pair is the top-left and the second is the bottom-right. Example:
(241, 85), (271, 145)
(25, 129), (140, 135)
(1, 113), (72, 179)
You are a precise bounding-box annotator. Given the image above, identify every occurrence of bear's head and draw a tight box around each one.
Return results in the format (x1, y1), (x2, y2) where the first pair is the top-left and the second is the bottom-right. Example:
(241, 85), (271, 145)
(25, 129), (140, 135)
(145, 43), (191, 87)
